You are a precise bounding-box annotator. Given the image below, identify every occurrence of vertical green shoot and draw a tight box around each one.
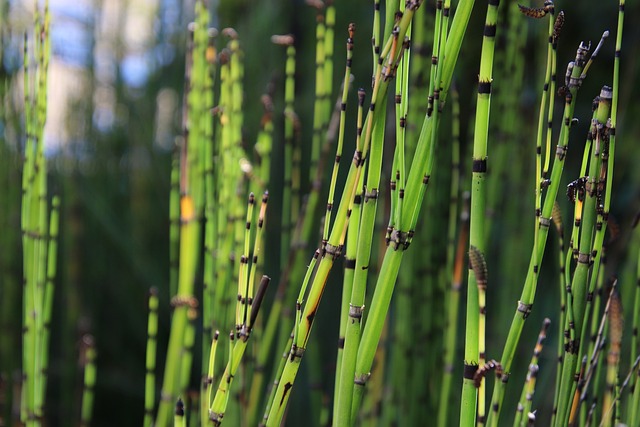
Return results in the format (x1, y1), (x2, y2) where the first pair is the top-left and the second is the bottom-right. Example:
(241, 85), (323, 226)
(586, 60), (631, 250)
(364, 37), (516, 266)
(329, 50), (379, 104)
(308, 1), (327, 184)
(331, 25), (357, 418)
(460, 0), (501, 424)
(144, 288), (159, 427)
(80, 335), (97, 427)
(601, 292), (622, 427)
(39, 195), (59, 417)
(275, 35), (296, 270)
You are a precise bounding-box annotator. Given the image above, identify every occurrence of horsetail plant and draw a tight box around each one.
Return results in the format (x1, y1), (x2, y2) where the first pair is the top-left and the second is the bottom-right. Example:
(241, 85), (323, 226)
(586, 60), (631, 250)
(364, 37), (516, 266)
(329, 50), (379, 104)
(156, 17), (208, 419)
(9, 0), (640, 426)
(308, 0), (329, 185)
(20, 2), (55, 424)
(331, 25), (358, 420)
(551, 201), (567, 423)
(201, 23), (218, 399)
(144, 288), (159, 427)
(277, 35), (297, 272)
(631, 215), (640, 426)
(79, 335), (96, 427)
(514, 318), (550, 426)
(460, 0), (502, 423)
(601, 292), (622, 426)
(39, 195), (59, 416)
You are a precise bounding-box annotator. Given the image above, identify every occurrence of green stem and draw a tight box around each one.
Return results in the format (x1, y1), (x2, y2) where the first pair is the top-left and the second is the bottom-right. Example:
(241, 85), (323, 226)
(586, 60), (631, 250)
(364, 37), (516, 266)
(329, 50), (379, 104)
(460, 0), (501, 424)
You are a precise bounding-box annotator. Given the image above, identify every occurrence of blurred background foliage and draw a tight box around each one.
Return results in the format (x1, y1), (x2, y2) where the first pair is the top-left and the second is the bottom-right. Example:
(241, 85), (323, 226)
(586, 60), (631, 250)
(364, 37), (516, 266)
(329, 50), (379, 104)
(1, 0), (640, 425)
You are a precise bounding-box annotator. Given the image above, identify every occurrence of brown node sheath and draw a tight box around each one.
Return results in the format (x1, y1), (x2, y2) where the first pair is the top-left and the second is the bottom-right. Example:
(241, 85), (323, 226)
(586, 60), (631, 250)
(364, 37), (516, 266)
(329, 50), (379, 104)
(518, 4), (548, 19)
(553, 11), (565, 42)
(469, 245), (488, 288)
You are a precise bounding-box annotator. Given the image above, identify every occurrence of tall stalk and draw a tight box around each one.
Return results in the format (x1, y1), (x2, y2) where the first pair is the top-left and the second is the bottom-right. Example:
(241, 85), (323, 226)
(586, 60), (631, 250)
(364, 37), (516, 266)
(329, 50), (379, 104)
(20, 3), (53, 424)
(460, 0), (501, 424)
(79, 335), (97, 427)
(144, 288), (159, 427)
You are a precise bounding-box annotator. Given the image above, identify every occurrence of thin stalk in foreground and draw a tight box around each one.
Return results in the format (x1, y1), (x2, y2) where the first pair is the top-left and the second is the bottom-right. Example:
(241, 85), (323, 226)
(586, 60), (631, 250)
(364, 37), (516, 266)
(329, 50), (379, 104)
(460, 0), (501, 424)
(513, 318), (550, 426)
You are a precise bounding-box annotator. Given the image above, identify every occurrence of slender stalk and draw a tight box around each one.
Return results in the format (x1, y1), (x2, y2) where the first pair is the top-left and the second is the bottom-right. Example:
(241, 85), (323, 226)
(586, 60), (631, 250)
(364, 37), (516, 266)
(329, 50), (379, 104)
(309, 1), (327, 184)
(255, 94), (274, 191)
(551, 201), (566, 425)
(631, 218), (640, 427)
(202, 24), (218, 404)
(323, 24), (355, 245)
(531, 1), (555, 243)
(156, 192), (200, 424)
(169, 149), (180, 299)
(460, 0), (502, 424)
(79, 335), (97, 427)
(514, 319), (550, 426)
(600, 292), (622, 427)
(39, 194), (59, 418)
(237, 194), (256, 331)
(279, 39), (296, 271)
(331, 26), (358, 420)
(144, 288), (159, 427)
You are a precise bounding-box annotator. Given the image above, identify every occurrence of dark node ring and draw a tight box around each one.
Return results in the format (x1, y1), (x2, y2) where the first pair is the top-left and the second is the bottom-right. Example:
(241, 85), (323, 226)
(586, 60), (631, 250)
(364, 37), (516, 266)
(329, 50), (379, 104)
(323, 243), (342, 259)
(463, 362), (479, 380)
(577, 252), (590, 264)
(349, 304), (365, 319)
(517, 301), (533, 318)
(354, 373), (371, 386)
(539, 216), (551, 227)
(290, 345), (306, 361)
